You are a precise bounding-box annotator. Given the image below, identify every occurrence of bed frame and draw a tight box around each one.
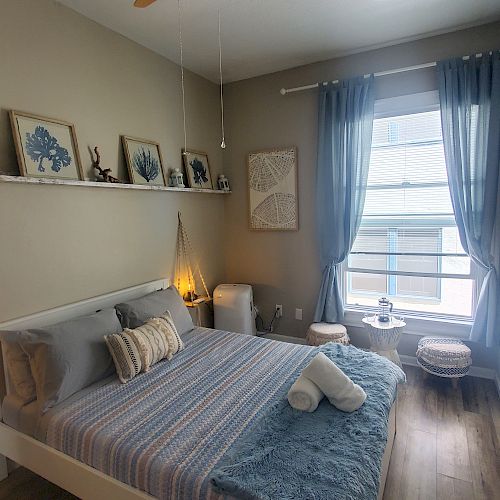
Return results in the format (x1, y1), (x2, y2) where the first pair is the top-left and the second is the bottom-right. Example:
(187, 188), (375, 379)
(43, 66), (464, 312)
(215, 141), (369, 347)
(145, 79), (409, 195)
(0, 278), (396, 500)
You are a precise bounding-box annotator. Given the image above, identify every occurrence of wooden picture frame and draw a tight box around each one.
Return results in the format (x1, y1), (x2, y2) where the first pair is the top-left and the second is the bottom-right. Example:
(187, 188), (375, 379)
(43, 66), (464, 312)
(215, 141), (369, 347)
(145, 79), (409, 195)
(122, 136), (166, 186)
(182, 149), (213, 190)
(9, 110), (84, 181)
(247, 146), (299, 231)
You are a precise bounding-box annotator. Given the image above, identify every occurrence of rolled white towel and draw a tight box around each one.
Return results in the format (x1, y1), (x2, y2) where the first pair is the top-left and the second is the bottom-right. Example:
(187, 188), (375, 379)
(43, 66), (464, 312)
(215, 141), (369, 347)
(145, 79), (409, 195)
(301, 352), (366, 412)
(287, 375), (324, 412)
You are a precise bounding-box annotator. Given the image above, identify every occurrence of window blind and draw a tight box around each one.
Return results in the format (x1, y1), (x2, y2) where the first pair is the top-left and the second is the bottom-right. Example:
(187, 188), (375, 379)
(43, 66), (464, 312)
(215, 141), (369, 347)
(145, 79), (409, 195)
(346, 106), (474, 318)
(351, 110), (468, 263)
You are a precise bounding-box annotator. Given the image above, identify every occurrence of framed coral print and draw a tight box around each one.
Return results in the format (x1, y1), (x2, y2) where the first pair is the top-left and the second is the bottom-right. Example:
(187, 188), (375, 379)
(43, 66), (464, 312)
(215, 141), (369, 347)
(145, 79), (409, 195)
(247, 146), (298, 231)
(122, 136), (166, 186)
(9, 111), (83, 180)
(182, 150), (213, 190)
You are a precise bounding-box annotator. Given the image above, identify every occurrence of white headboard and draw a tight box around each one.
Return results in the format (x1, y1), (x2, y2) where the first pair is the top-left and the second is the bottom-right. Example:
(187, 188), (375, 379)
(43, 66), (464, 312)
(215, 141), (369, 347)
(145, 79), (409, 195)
(0, 278), (170, 400)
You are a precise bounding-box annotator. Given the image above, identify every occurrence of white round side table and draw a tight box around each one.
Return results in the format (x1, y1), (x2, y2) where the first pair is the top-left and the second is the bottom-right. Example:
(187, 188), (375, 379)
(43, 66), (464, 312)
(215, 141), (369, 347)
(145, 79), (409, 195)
(362, 316), (406, 368)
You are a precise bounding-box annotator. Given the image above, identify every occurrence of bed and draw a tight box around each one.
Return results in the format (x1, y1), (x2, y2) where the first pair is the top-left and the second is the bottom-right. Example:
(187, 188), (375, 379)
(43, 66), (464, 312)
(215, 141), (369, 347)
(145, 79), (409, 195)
(0, 279), (401, 500)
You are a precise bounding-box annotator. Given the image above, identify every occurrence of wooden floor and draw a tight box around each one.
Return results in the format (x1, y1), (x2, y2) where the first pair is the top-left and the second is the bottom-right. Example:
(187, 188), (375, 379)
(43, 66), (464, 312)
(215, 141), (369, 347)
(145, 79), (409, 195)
(384, 366), (499, 500)
(0, 466), (75, 499)
(0, 366), (498, 500)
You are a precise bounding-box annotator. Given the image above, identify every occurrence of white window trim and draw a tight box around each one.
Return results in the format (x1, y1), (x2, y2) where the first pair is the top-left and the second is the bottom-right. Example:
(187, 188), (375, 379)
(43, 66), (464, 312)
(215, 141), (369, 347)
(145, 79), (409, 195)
(347, 267), (472, 281)
(373, 90), (440, 118)
(341, 261), (473, 337)
(342, 92), (475, 336)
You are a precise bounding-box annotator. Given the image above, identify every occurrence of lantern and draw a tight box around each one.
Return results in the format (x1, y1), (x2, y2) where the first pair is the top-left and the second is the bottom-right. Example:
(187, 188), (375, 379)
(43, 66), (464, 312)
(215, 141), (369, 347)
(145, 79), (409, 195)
(217, 174), (230, 191)
(170, 168), (185, 188)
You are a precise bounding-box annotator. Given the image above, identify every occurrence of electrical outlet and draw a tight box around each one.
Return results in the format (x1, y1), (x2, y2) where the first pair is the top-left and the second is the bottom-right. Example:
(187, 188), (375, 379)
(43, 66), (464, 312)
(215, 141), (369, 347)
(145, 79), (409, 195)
(295, 308), (303, 320)
(275, 304), (283, 318)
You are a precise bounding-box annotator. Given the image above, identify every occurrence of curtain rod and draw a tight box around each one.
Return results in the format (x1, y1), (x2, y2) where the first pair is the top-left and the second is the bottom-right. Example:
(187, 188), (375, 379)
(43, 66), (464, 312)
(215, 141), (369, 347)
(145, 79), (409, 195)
(279, 53), (483, 95)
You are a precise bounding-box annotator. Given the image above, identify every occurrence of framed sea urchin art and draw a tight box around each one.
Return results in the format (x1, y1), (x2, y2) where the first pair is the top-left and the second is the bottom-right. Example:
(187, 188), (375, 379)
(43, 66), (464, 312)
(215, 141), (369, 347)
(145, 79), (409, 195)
(122, 136), (166, 186)
(9, 111), (83, 180)
(247, 147), (298, 231)
(182, 150), (213, 190)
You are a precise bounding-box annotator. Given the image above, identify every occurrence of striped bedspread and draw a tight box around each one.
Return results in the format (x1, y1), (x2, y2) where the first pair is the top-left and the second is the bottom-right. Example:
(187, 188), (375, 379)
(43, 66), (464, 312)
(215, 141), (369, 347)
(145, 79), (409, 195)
(45, 328), (314, 499)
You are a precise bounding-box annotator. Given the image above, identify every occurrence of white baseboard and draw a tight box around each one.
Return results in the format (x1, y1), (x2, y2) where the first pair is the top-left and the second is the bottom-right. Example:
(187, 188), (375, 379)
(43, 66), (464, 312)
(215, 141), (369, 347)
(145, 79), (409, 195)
(400, 354), (500, 395)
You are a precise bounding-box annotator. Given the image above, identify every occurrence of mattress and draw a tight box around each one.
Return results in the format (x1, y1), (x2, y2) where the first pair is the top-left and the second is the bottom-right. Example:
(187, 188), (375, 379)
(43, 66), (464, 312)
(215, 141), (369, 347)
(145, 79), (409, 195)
(44, 328), (314, 499)
(2, 376), (116, 440)
(210, 342), (405, 500)
(2, 328), (402, 500)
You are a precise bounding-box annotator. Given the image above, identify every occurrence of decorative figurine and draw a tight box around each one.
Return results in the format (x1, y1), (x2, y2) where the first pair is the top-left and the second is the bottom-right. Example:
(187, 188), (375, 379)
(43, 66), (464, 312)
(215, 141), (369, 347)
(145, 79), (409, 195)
(92, 147), (120, 183)
(217, 173), (230, 191)
(170, 167), (185, 188)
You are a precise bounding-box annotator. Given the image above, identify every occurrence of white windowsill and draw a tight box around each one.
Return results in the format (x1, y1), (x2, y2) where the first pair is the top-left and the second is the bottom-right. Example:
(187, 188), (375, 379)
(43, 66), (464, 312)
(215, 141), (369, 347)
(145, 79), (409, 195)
(343, 308), (472, 339)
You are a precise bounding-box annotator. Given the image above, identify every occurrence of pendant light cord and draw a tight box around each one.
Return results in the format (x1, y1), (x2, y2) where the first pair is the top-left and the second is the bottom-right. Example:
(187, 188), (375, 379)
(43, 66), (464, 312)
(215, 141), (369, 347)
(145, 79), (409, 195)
(178, 0), (188, 155)
(218, 9), (226, 149)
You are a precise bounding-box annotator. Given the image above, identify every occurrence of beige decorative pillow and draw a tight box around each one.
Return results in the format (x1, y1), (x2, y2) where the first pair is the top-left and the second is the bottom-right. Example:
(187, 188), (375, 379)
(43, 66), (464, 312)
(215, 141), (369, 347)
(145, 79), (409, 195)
(105, 311), (184, 384)
(125, 321), (170, 372)
(2, 341), (36, 402)
(105, 332), (142, 384)
(153, 310), (184, 359)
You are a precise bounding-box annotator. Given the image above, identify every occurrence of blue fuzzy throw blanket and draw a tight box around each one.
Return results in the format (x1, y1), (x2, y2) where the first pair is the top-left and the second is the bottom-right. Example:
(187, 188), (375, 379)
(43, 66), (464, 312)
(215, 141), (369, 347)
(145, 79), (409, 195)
(211, 344), (405, 500)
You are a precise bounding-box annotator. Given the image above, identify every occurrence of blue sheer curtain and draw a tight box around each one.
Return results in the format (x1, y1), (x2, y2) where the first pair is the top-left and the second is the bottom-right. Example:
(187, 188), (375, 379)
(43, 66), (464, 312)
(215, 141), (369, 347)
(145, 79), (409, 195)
(437, 51), (500, 347)
(314, 76), (375, 323)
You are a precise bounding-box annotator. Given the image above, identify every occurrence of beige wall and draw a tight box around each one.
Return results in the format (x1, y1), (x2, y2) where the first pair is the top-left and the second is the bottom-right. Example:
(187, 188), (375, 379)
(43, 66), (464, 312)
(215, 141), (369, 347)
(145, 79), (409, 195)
(223, 22), (500, 369)
(0, 1), (498, 371)
(0, 0), (225, 321)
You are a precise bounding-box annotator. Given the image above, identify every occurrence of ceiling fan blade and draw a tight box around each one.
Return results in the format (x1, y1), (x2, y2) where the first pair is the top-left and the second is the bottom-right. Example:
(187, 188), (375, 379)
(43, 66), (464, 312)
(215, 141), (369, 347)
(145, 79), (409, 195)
(134, 0), (156, 8)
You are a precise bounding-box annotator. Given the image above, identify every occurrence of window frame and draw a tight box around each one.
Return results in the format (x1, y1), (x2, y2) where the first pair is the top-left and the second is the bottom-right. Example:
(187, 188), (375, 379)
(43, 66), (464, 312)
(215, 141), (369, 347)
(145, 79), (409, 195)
(348, 226), (445, 301)
(343, 91), (476, 327)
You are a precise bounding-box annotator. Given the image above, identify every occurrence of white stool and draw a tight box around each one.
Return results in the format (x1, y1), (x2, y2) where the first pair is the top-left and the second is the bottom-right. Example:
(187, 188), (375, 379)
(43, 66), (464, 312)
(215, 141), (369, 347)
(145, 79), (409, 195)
(306, 323), (350, 346)
(417, 337), (471, 388)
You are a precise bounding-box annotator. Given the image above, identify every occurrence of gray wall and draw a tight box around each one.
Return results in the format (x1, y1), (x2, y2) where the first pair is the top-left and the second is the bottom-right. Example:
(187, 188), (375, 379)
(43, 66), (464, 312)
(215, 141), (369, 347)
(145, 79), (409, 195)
(223, 22), (500, 370)
(0, 0), (225, 321)
(0, 1), (498, 372)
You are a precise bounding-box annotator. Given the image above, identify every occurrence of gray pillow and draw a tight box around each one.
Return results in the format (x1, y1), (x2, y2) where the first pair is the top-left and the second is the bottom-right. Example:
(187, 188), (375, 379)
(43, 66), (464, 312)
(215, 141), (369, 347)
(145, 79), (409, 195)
(115, 286), (194, 335)
(1, 308), (121, 412)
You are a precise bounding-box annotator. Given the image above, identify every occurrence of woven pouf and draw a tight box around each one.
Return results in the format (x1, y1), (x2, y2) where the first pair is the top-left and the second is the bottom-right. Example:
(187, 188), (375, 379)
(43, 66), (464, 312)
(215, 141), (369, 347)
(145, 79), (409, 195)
(416, 337), (471, 381)
(306, 323), (350, 346)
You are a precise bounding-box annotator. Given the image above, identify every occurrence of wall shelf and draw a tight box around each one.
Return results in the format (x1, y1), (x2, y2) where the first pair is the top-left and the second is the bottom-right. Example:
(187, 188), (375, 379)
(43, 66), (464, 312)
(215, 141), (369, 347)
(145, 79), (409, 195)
(0, 175), (231, 194)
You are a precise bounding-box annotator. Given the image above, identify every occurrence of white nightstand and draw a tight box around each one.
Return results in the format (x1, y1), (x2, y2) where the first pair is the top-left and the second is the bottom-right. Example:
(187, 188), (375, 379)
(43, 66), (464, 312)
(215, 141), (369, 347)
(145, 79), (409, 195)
(362, 315), (406, 368)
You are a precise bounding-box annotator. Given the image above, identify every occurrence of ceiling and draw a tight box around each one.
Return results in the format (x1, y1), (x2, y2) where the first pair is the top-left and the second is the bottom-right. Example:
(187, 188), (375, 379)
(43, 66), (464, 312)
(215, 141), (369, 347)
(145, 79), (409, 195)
(57, 0), (500, 82)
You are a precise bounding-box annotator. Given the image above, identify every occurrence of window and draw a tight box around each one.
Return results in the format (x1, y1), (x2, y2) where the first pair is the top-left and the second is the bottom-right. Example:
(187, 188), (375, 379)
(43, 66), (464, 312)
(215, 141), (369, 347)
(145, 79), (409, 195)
(345, 103), (475, 319)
